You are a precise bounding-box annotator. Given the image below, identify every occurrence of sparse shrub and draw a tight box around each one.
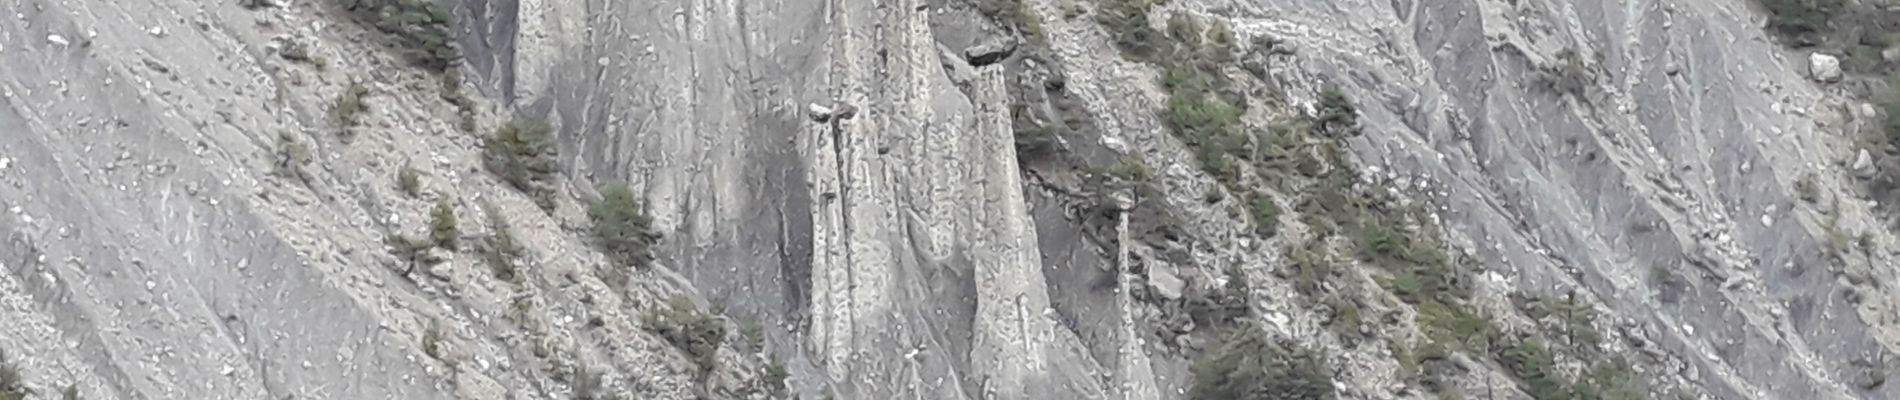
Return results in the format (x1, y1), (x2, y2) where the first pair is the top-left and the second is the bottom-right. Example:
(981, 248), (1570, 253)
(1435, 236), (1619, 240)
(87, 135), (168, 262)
(570, 366), (606, 400)
(589, 184), (660, 268)
(62, 385), (78, 400)
(430, 199), (458, 250)
(763, 355), (790, 395)
(483, 118), (560, 209)
(1280, 241), (1335, 296)
(480, 203), (524, 283)
(1496, 337), (1567, 400)
(1313, 88), (1358, 137)
(1416, 301), (1495, 346)
(1324, 296), (1364, 345)
(1575, 360), (1645, 399)
(1097, 0), (1167, 60)
(1012, 103), (1058, 157)
(333, 83), (369, 127)
(0, 349), (22, 400)
(1102, 157), (1154, 183)
(279, 39), (324, 69)
(1761, 0), (1843, 45)
(643, 296), (727, 375)
(422, 319), (445, 360)
(336, 0), (461, 71)
(1249, 191), (1280, 236)
(441, 70), (477, 133)
(975, 0), (1044, 39)
(1102, 156), (1155, 184)
(740, 319), (766, 352)
(273, 131), (312, 180)
(1060, 1), (1084, 19)
(388, 234), (439, 271)
(1795, 174), (1820, 203)
(1188, 327), (1335, 400)
(398, 165), (421, 197)
(1540, 50), (1591, 97)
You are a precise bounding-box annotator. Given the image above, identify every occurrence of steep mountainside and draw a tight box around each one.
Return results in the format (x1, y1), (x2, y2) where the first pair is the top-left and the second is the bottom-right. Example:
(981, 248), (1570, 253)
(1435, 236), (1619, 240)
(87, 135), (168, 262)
(3, 0), (1899, 399)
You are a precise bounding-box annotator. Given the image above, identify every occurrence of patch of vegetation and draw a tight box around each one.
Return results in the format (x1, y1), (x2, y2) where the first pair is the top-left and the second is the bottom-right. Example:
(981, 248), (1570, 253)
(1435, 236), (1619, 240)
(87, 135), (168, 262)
(397, 164), (422, 197)
(0, 349), (23, 400)
(441, 70), (478, 133)
(975, 0), (1044, 39)
(388, 234), (440, 271)
(336, 0), (461, 71)
(62, 385), (78, 400)
(1795, 174), (1819, 203)
(1101, 157), (1155, 183)
(1324, 296), (1365, 345)
(589, 184), (660, 268)
(1060, 1), (1084, 20)
(1824, 214), (1852, 265)
(1012, 103), (1059, 157)
(1575, 360), (1645, 400)
(482, 118), (560, 209)
(1278, 240), (1337, 297)
(480, 203), (524, 284)
(1761, 0), (1844, 45)
(279, 40), (326, 70)
(1313, 88), (1360, 137)
(740, 319), (766, 353)
(763, 355), (790, 396)
(273, 131), (313, 180)
(642, 296), (727, 375)
(430, 199), (459, 250)
(1187, 327), (1336, 400)
(422, 319), (445, 360)
(1518, 294), (1604, 352)
(1184, 265), (1253, 328)
(570, 365), (607, 400)
(1497, 337), (1568, 400)
(1248, 191), (1280, 236)
(1096, 0), (1168, 60)
(333, 83), (370, 127)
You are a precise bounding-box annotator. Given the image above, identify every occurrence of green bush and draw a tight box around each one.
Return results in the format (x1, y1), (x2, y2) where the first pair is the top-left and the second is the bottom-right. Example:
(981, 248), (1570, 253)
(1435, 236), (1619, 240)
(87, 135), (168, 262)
(483, 118), (560, 209)
(643, 296), (727, 375)
(763, 355), (790, 396)
(1313, 88), (1358, 137)
(1248, 191), (1280, 236)
(333, 83), (369, 127)
(388, 234), (439, 270)
(62, 385), (78, 400)
(336, 0), (461, 71)
(430, 199), (458, 250)
(1096, 0), (1167, 60)
(1102, 157), (1155, 183)
(441, 70), (477, 133)
(480, 203), (523, 283)
(274, 131), (312, 179)
(1497, 337), (1568, 400)
(589, 184), (660, 268)
(1188, 328), (1335, 400)
(975, 0), (1044, 39)
(1575, 360), (1644, 400)
(398, 165), (421, 197)
(422, 319), (445, 360)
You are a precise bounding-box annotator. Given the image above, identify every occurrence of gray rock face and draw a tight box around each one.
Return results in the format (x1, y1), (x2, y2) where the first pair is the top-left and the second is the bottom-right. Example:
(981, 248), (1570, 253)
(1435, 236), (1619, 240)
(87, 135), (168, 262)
(6, 0), (1900, 399)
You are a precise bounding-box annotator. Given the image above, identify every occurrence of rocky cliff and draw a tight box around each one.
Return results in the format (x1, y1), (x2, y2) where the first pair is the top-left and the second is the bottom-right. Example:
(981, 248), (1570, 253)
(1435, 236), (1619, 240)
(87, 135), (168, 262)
(3, 0), (1899, 399)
